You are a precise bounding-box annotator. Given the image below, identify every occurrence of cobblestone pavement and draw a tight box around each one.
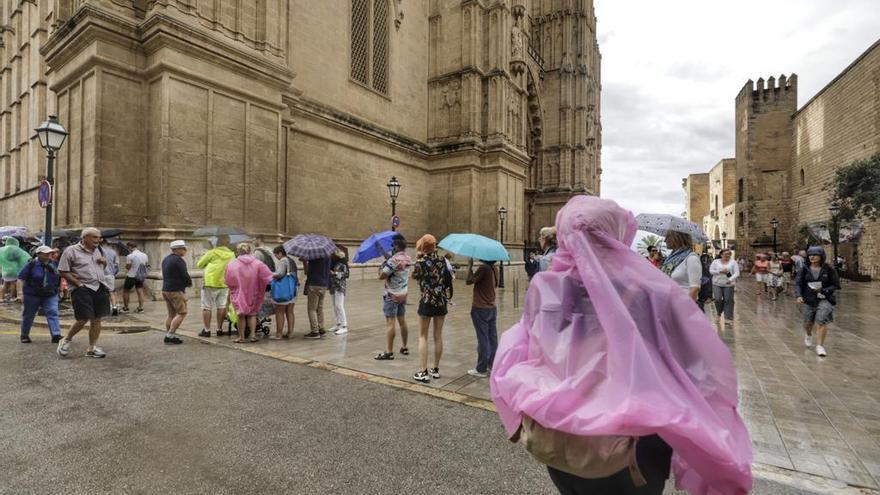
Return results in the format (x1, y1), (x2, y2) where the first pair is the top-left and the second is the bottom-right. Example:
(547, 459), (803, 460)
(3, 270), (879, 493)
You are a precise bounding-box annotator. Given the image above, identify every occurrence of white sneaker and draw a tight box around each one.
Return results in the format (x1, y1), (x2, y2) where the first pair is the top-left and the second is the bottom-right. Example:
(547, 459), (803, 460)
(334, 327), (349, 335)
(86, 347), (107, 358)
(804, 335), (813, 348)
(816, 345), (827, 357)
(328, 325), (339, 332)
(56, 338), (71, 357)
(467, 369), (489, 378)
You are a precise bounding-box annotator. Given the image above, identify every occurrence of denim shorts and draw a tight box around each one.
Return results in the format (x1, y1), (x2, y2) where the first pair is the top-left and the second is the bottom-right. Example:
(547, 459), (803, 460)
(382, 294), (406, 318)
(801, 300), (834, 325)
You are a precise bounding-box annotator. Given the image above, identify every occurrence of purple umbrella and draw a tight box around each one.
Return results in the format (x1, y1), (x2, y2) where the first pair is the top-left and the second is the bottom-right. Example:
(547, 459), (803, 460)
(283, 234), (336, 260)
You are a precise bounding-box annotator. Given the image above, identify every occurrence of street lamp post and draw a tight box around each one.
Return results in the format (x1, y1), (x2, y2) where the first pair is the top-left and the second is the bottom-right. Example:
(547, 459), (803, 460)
(386, 176), (401, 231)
(770, 218), (779, 253)
(721, 231), (728, 250)
(828, 203), (840, 265)
(35, 115), (68, 247)
(498, 206), (507, 289)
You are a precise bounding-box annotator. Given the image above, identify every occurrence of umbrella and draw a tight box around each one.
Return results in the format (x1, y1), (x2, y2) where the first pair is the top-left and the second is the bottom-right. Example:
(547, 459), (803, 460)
(438, 233), (510, 261)
(353, 231), (398, 263)
(35, 229), (80, 240)
(635, 213), (708, 243)
(210, 234), (253, 247)
(0, 226), (28, 238)
(192, 225), (247, 237)
(100, 228), (123, 238)
(283, 234), (336, 260)
(108, 240), (130, 256)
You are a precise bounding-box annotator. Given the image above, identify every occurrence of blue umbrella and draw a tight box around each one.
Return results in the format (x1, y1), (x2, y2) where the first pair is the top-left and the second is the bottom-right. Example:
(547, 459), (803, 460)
(283, 234), (336, 260)
(438, 233), (510, 261)
(353, 231), (398, 263)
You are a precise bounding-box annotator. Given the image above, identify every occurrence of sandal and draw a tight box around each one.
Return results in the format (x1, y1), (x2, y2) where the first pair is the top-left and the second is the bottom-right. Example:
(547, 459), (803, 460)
(249, 337), (260, 343)
(269, 335), (282, 340)
(399, 347), (409, 355)
(374, 352), (394, 360)
(233, 338), (246, 344)
(217, 330), (228, 337)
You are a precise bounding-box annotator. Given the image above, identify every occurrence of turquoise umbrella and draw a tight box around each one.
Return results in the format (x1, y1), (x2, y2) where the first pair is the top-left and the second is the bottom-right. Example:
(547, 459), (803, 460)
(438, 233), (510, 261)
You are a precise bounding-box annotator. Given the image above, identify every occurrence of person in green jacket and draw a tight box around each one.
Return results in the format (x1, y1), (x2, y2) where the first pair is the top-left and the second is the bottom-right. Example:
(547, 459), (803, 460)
(196, 236), (235, 337)
(1, 236), (31, 302)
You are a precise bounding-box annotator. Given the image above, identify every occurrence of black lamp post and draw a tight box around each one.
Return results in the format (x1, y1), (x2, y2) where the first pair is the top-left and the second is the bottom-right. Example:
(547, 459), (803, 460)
(498, 206), (507, 288)
(770, 218), (779, 253)
(828, 203), (840, 264)
(721, 231), (728, 250)
(35, 115), (68, 247)
(387, 176), (401, 231)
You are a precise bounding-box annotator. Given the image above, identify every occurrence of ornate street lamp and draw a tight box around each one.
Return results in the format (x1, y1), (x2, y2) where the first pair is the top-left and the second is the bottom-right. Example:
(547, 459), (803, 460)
(35, 115), (68, 247)
(828, 203), (841, 264)
(769, 218), (779, 253)
(721, 231), (728, 250)
(498, 206), (507, 288)
(387, 176), (401, 231)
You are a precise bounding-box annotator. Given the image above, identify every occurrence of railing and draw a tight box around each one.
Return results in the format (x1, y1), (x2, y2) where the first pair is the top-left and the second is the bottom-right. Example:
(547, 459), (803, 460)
(528, 41), (545, 73)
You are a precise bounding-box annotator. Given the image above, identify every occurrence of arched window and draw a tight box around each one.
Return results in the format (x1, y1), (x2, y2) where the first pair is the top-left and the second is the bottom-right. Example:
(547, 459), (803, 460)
(800, 168), (805, 186)
(737, 178), (744, 202)
(350, 0), (389, 94)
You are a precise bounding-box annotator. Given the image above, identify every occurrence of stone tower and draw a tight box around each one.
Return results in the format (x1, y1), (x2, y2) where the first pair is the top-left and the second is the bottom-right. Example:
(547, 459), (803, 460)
(734, 74), (797, 258)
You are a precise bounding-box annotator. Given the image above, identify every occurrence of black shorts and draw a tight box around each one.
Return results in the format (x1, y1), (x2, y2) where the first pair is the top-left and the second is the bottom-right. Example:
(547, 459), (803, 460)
(124, 277), (144, 290)
(71, 286), (111, 321)
(418, 301), (448, 317)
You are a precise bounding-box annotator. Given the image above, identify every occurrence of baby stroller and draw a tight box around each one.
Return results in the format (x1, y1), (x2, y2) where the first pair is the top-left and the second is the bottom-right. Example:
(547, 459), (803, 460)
(223, 294), (273, 339)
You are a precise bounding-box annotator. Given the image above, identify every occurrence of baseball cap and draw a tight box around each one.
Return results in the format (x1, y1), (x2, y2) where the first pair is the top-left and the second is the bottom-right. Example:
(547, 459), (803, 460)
(35, 246), (57, 254)
(170, 240), (187, 249)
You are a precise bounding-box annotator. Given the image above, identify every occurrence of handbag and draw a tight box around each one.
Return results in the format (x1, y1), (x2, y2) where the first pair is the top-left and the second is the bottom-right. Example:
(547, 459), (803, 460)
(271, 273), (298, 302)
(519, 416), (647, 486)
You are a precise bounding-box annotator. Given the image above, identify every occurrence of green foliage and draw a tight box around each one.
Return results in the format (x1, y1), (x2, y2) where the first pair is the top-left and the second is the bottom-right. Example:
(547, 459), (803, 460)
(796, 223), (822, 248)
(829, 153), (880, 221)
(636, 234), (665, 255)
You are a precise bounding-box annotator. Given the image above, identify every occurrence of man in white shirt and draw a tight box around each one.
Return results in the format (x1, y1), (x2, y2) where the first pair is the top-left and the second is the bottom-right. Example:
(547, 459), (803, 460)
(122, 241), (149, 313)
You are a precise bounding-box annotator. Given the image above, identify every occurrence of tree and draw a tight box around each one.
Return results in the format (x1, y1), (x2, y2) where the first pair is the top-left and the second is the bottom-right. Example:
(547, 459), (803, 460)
(795, 223), (822, 249)
(636, 234), (665, 255)
(829, 153), (880, 221)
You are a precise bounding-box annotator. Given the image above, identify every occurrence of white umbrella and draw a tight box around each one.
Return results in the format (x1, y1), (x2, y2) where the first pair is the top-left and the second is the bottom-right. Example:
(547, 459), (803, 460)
(635, 214), (708, 243)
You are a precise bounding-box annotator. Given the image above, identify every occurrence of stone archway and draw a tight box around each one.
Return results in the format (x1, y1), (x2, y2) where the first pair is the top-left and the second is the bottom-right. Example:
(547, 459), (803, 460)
(524, 72), (544, 245)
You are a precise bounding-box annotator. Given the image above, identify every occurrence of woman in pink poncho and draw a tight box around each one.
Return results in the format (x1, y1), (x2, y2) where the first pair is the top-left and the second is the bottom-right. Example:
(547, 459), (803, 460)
(224, 244), (274, 343)
(490, 196), (752, 495)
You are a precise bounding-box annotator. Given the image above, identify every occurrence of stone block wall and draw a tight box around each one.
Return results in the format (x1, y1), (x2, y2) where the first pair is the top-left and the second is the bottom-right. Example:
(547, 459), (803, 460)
(684, 173), (709, 223)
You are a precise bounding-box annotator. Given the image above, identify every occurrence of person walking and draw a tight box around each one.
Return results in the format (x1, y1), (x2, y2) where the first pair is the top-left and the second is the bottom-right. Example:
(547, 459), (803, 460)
(160, 240), (191, 344)
(791, 250), (806, 273)
(270, 245), (298, 339)
(795, 246), (840, 358)
(709, 249), (740, 323)
(1, 236), (30, 302)
(374, 235), (411, 360)
(99, 238), (120, 316)
(329, 247), (350, 335)
(303, 254), (331, 339)
(751, 254), (770, 293)
(196, 236), (234, 337)
(490, 196), (753, 495)
(780, 252), (794, 295)
(56, 228), (113, 358)
(225, 243), (274, 343)
(18, 246), (62, 343)
(767, 253), (784, 301)
(122, 241), (149, 313)
(660, 231), (701, 302)
(411, 234), (452, 383)
(466, 258), (497, 378)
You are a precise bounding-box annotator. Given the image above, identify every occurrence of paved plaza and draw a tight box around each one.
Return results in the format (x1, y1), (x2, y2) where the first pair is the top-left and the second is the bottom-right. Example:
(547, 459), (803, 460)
(2, 271), (879, 494)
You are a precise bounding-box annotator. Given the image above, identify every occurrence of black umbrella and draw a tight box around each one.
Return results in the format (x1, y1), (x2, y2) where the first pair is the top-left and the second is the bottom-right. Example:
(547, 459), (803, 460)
(100, 228), (123, 238)
(35, 229), (80, 240)
(193, 225), (248, 237)
(109, 241), (131, 256)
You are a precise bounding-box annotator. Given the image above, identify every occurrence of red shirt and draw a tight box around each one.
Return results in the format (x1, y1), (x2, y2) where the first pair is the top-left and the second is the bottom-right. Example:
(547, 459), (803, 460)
(753, 260), (769, 274)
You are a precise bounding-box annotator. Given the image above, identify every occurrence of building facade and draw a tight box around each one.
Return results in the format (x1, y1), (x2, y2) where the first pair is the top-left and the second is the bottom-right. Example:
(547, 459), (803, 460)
(0, 0), (602, 265)
(685, 39), (880, 277)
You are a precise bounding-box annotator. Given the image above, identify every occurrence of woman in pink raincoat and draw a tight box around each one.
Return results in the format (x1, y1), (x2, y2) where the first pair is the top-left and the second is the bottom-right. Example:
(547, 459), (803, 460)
(490, 196), (752, 495)
(224, 243), (274, 343)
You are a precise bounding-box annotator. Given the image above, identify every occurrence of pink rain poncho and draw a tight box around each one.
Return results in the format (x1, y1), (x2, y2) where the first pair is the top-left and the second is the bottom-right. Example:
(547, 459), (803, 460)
(490, 196), (752, 495)
(224, 255), (274, 315)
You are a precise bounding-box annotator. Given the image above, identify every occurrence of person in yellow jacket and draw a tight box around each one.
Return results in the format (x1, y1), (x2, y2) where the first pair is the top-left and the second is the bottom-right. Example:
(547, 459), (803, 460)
(196, 236), (235, 337)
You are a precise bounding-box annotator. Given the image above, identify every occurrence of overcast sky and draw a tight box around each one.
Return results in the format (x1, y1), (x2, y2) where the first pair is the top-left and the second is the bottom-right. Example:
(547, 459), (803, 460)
(595, 0), (880, 217)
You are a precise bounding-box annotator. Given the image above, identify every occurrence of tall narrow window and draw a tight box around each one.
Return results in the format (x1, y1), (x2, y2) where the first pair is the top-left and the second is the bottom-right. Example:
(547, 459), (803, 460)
(737, 178), (744, 202)
(350, 0), (390, 94)
(800, 168), (805, 186)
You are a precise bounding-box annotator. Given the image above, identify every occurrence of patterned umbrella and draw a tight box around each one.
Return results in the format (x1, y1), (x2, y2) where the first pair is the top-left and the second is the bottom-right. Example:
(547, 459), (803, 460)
(283, 234), (336, 260)
(635, 213), (708, 243)
(0, 226), (28, 239)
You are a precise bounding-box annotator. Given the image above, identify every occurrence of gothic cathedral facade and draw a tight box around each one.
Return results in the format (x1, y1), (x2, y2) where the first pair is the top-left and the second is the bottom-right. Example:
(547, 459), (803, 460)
(0, 0), (601, 256)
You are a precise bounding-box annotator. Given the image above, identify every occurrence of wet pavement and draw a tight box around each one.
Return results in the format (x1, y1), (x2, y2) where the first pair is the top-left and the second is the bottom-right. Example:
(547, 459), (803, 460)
(3, 270), (879, 492)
